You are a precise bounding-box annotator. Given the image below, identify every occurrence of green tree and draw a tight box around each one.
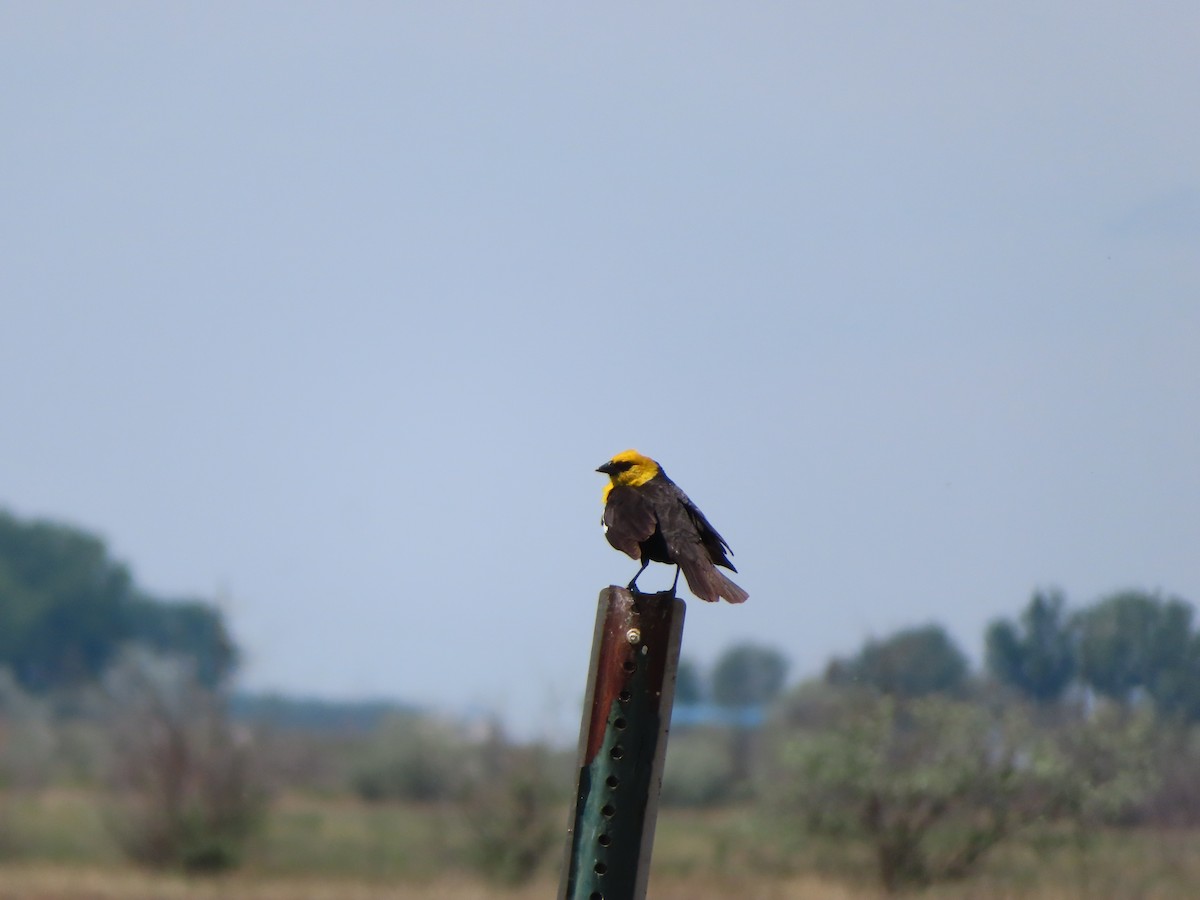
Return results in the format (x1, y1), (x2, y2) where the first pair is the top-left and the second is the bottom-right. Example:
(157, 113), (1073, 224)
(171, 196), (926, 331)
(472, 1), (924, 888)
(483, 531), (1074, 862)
(710, 644), (788, 785)
(1074, 590), (1200, 716)
(711, 643), (789, 708)
(673, 657), (705, 706)
(0, 509), (237, 692)
(986, 589), (1077, 704)
(0, 512), (133, 689)
(1149, 632), (1200, 720)
(124, 597), (238, 688)
(826, 625), (969, 697)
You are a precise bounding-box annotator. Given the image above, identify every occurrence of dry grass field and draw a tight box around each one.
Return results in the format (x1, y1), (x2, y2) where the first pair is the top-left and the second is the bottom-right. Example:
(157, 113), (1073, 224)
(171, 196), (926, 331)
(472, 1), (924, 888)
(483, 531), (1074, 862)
(0, 868), (868, 900)
(4, 865), (1200, 900)
(3, 790), (1200, 899)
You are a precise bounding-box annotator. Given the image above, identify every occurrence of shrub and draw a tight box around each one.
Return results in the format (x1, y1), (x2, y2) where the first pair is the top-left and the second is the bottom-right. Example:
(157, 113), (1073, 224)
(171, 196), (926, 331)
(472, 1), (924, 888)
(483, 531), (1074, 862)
(774, 690), (1038, 891)
(349, 715), (471, 803)
(461, 743), (562, 885)
(103, 649), (266, 873)
(0, 668), (56, 790)
(661, 729), (737, 807)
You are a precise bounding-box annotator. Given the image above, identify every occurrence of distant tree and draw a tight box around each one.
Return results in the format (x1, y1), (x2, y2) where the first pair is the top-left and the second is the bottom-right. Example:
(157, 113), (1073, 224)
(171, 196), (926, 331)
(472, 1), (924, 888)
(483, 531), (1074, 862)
(1074, 590), (1200, 716)
(986, 589), (1077, 704)
(0, 512), (133, 689)
(124, 597), (238, 688)
(711, 643), (789, 785)
(0, 509), (237, 692)
(673, 657), (705, 706)
(826, 625), (969, 697)
(711, 643), (789, 708)
(1148, 632), (1200, 721)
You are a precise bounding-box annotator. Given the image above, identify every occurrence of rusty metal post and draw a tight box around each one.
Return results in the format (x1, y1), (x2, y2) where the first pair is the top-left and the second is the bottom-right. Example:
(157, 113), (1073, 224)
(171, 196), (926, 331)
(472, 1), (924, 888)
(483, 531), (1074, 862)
(559, 586), (686, 900)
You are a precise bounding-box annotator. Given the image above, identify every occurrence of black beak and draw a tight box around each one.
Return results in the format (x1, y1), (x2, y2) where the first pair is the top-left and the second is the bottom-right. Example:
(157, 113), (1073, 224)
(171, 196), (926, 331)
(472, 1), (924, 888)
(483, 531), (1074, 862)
(596, 461), (617, 475)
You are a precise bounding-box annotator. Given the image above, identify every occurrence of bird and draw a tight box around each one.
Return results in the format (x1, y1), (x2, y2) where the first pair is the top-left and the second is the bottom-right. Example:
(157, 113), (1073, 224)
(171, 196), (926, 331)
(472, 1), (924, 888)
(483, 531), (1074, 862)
(596, 449), (748, 604)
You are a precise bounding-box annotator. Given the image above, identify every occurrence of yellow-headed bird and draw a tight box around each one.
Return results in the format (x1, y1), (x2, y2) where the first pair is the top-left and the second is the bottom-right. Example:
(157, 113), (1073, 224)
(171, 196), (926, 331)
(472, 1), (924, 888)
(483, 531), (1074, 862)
(596, 450), (748, 604)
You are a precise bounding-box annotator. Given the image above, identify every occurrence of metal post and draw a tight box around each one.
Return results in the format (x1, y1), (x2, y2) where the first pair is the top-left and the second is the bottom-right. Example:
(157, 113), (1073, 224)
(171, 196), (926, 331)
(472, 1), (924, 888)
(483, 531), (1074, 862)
(559, 586), (686, 900)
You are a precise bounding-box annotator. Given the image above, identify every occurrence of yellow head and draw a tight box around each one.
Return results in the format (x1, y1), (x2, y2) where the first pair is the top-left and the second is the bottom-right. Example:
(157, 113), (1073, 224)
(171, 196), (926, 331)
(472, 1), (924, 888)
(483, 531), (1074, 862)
(596, 449), (661, 503)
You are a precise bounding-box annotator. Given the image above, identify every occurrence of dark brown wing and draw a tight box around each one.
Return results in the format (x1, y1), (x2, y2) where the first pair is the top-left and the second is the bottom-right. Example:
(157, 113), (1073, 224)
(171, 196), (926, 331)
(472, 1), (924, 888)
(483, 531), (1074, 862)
(602, 484), (657, 560)
(652, 482), (745, 603)
(669, 485), (737, 571)
(621, 474), (748, 604)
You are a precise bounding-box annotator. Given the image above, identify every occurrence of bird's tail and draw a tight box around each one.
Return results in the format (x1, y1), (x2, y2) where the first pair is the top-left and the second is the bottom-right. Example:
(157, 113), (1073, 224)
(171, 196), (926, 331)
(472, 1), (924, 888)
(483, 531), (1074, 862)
(714, 569), (749, 604)
(680, 557), (749, 604)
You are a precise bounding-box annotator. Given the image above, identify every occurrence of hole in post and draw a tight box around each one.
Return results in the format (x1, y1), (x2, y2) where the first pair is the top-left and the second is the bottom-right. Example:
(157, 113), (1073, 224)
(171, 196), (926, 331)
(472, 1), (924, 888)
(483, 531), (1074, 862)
(606, 775), (620, 788)
(594, 862), (608, 875)
(589, 893), (603, 900)
(622, 659), (636, 673)
(598, 833), (611, 847)
(610, 744), (624, 760)
(601, 803), (615, 817)
(618, 690), (631, 703)
(614, 717), (627, 730)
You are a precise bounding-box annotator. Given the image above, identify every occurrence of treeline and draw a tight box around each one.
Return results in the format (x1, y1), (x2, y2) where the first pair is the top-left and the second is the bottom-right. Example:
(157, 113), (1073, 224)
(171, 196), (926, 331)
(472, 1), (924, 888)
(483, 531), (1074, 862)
(811, 587), (1200, 718)
(0, 509), (237, 692)
(988, 588), (1200, 716)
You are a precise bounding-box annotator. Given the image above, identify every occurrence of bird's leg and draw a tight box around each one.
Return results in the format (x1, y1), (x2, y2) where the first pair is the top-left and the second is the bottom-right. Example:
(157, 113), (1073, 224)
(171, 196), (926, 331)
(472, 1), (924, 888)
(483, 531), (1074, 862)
(627, 559), (650, 593)
(670, 565), (681, 596)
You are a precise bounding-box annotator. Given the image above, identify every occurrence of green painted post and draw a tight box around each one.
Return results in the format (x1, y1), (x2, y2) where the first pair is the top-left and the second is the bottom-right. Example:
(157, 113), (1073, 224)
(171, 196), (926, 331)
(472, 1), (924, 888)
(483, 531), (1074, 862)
(559, 586), (686, 900)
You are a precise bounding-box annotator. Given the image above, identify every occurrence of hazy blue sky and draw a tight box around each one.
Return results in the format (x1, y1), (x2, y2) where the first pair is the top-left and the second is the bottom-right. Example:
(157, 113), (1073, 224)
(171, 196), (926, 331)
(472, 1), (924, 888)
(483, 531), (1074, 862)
(2, 4), (1197, 738)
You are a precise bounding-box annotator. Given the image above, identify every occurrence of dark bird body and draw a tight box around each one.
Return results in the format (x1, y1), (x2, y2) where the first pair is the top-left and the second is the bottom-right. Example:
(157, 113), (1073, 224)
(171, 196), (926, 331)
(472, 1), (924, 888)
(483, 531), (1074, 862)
(596, 450), (748, 604)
